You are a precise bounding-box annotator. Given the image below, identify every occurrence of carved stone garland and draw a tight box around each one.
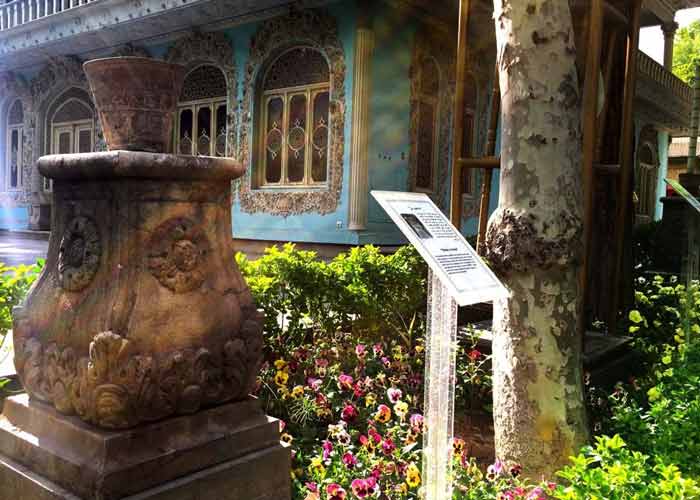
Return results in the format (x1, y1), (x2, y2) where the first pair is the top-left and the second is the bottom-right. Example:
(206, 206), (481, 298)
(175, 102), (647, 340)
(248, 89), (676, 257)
(238, 9), (346, 216)
(15, 316), (263, 429)
(408, 28), (455, 213)
(166, 31), (237, 158)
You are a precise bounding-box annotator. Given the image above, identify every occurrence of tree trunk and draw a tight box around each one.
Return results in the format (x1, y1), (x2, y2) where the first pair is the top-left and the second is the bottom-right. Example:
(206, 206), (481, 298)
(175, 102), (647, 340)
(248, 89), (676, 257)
(485, 0), (589, 478)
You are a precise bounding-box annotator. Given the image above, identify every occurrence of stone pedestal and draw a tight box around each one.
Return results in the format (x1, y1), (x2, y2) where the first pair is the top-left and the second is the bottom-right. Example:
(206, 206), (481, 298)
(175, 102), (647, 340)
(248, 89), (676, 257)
(0, 394), (290, 500)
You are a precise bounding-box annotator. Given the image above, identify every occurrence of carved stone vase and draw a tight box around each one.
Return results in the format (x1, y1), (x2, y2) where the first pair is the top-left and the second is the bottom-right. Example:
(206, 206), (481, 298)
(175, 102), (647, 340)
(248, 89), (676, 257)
(11, 59), (264, 430)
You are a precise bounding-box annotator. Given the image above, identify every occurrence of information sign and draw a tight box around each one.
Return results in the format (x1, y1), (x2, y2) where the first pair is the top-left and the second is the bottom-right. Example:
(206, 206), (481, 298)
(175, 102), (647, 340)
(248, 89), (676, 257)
(371, 191), (508, 306)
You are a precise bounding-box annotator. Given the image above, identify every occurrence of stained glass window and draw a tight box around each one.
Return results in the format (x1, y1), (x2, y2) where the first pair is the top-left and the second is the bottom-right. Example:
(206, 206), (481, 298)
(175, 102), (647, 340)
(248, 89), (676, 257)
(176, 65), (228, 157)
(6, 99), (23, 190)
(258, 48), (330, 187)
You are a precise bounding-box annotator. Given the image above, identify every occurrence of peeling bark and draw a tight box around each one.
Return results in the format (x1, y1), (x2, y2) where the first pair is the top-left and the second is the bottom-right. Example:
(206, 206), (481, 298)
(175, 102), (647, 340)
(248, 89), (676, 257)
(486, 0), (588, 478)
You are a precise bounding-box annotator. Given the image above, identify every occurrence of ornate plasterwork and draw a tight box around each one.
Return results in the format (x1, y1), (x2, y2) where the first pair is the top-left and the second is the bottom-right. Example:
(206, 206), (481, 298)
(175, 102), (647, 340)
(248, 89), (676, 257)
(0, 72), (33, 203)
(166, 31), (237, 158)
(409, 27), (455, 213)
(31, 56), (89, 108)
(238, 9), (346, 216)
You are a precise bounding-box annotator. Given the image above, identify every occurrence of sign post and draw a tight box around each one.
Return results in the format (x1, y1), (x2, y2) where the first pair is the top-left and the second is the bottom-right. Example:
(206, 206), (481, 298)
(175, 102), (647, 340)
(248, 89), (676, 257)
(372, 191), (507, 499)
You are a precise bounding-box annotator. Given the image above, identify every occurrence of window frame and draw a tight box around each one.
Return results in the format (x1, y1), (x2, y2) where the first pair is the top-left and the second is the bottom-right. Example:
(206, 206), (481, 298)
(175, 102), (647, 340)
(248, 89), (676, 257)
(46, 118), (94, 192)
(175, 96), (228, 157)
(6, 123), (23, 191)
(256, 81), (330, 189)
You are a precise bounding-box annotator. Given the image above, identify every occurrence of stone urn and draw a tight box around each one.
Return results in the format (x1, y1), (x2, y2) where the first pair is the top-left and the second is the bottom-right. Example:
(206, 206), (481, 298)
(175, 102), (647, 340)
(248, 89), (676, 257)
(11, 58), (264, 429)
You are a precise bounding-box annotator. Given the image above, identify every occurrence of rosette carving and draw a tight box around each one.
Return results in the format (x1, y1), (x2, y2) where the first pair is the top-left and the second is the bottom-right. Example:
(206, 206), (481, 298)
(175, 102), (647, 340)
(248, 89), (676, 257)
(14, 310), (265, 429)
(147, 218), (210, 293)
(58, 216), (101, 291)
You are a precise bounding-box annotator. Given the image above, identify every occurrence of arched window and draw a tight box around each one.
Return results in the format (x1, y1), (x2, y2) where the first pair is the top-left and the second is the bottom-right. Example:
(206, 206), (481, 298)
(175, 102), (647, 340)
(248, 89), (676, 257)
(635, 142), (658, 223)
(256, 47), (330, 187)
(414, 56), (441, 192)
(6, 99), (23, 190)
(46, 88), (95, 191)
(176, 65), (228, 156)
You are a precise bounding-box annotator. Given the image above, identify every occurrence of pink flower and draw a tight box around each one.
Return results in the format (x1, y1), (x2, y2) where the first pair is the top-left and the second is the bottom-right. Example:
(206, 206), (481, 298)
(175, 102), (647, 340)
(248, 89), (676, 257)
(307, 377), (322, 391)
(409, 414), (425, 432)
(322, 440), (333, 460)
(326, 483), (347, 500)
(341, 403), (359, 422)
(387, 388), (402, 403)
(373, 344), (384, 356)
(342, 452), (358, 468)
(306, 482), (318, 492)
(381, 438), (396, 455)
(527, 487), (546, 500)
(338, 373), (354, 391)
(279, 420), (286, 432)
(350, 477), (377, 498)
(487, 459), (505, 480)
(355, 344), (367, 359)
(353, 384), (365, 398)
(468, 349), (482, 361)
(381, 357), (391, 368)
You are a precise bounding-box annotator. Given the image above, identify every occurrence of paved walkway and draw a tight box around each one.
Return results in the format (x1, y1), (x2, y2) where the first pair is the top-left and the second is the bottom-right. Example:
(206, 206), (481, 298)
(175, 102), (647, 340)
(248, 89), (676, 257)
(0, 231), (48, 267)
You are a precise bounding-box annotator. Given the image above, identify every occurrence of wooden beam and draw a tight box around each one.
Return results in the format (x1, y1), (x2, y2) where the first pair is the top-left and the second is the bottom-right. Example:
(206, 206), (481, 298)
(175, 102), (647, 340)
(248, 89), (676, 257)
(449, 0), (471, 227)
(476, 65), (501, 255)
(457, 156), (500, 169)
(580, 0), (603, 334)
(596, 28), (619, 162)
(610, 0), (642, 331)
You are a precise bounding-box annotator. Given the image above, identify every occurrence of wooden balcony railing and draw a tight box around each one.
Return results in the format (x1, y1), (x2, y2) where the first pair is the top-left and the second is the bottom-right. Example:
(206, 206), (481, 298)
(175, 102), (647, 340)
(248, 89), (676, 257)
(0, 0), (97, 32)
(637, 50), (692, 104)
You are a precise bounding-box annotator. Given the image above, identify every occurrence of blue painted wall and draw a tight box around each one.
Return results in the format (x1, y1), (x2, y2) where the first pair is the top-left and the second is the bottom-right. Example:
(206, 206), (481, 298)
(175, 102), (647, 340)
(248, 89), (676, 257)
(0, 206), (29, 230)
(228, 2), (359, 245)
(360, 2), (415, 246)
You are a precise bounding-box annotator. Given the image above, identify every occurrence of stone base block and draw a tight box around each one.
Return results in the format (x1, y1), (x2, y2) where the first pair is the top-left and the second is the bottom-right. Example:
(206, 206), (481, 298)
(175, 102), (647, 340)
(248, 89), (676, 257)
(0, 394), (290, 500)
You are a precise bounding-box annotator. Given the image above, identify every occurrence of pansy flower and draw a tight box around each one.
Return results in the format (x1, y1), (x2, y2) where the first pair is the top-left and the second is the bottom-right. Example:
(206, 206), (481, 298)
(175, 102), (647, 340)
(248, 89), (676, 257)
(355, 344), (367, 359)
(274, 359), (288, 371)
(338, 373), (354, 391)
(291, 385), (305, 399)
(381, 438), (396, 456)
(453, 438), (465, 455)
(322, 440), (333, 460)
(374, 404), (391, 423)
(394, 401), (408, 420)
(405, 463), (421, 488)
(350, 477), (377, 498)
(409, 413), (425, 433)
(387, 388), (402, 403)
(341, 403), (359, 422)
(274, 370), (289, 387)
(342, 451), (358, 468)
(365, 392), (377, 407)
(326, 484), (347, 500)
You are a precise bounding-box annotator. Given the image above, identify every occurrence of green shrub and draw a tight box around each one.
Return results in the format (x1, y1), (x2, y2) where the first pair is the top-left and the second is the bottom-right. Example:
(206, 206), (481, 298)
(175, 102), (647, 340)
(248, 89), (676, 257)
(553, 435), (700, 499)
(0, 260), (42, 336)
(236, 244), (427, 346)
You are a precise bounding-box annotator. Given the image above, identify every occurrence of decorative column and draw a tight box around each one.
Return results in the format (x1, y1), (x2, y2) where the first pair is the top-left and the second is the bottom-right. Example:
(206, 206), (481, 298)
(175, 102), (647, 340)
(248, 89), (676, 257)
(348, 5), (374, 231)
(662, 21), (678, 71)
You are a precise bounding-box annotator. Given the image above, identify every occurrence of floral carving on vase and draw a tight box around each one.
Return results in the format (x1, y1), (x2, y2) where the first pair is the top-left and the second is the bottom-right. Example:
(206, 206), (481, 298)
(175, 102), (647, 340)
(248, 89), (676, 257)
(148, 217), (210, 293)
(58, 216), (101, 292)
(14, 314), (264, 428)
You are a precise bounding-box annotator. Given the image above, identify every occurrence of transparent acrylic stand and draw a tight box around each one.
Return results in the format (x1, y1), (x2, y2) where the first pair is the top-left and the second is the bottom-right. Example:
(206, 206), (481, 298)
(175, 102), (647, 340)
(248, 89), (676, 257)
(422, 269), (459, 500)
